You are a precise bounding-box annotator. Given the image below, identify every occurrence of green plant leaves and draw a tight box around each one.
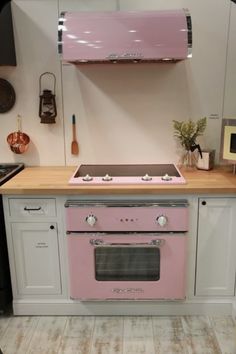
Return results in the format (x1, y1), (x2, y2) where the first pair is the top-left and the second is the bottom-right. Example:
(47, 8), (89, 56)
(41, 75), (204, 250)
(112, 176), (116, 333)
(173, 117), (207, 151)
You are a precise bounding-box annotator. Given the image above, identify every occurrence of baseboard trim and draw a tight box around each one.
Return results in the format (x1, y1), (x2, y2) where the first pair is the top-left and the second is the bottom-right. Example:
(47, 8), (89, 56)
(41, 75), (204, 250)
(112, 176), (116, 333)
(12, 299), (233, 316)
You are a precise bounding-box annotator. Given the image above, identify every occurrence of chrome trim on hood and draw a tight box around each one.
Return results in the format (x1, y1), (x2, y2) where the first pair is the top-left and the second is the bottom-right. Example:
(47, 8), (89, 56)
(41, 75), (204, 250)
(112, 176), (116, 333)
(58, 11), (66, 56)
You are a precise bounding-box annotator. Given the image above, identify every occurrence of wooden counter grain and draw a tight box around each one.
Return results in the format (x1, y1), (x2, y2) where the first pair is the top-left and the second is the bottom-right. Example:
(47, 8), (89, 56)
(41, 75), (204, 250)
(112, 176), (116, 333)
(0, 166), (236, 195)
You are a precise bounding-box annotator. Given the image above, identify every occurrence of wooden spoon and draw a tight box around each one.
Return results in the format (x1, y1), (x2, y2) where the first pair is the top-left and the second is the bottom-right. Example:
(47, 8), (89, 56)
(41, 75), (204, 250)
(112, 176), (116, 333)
(71, 114), (79, 155)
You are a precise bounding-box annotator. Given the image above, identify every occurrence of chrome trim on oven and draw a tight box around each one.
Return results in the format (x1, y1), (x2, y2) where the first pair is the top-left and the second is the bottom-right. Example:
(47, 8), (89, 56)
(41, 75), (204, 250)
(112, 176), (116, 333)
(70, 297), (185, 301)
(89, 239), (165, 247)
(66, 231), (186, 235)
(64, 199), (189, 208)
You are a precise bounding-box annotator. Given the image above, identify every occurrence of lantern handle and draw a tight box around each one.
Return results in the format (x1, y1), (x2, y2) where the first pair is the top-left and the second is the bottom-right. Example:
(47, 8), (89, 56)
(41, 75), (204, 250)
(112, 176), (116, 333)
(39, 72), (56, 95)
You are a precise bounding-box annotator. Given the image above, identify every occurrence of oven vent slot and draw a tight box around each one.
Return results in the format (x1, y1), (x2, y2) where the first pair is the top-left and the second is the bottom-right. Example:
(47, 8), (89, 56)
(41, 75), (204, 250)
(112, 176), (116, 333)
(64, 199), (189, 208)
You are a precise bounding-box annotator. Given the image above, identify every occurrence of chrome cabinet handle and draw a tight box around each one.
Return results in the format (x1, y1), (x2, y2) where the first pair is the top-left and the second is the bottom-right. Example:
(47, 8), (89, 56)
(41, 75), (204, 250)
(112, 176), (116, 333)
(24, 206), (42, 211)
(89, 239), (165, 247)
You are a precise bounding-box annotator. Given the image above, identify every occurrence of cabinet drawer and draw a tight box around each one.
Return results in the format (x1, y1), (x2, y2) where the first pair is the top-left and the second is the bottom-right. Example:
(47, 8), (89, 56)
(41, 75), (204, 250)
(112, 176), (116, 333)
(9, 198), (56, 218)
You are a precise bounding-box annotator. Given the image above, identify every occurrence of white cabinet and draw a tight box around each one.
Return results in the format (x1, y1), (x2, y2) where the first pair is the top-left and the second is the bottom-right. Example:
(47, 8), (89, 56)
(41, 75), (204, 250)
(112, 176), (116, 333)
(196, 198), (236, 296)
(3, 197), (64, 299)
(11, 222), (61, 295)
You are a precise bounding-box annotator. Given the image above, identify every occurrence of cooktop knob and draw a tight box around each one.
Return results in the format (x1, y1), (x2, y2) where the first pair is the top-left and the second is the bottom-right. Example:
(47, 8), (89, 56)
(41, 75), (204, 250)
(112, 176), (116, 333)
(102, 174), (113, 181)
(142, 174), (152, 181)
(156, 215), (168, 227)
(161, 174), (172, 181)
(85, 215), (97, 227)
(82, 174), (93, 182)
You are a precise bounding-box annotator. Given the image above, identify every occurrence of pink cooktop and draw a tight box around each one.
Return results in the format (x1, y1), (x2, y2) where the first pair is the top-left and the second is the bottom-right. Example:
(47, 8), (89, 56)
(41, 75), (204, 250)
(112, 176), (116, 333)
(69, 164), (186, 185)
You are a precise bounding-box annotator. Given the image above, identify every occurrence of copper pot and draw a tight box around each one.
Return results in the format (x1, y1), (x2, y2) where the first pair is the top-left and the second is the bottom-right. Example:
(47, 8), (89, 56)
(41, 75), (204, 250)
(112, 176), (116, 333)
(7, 115), (30, 154)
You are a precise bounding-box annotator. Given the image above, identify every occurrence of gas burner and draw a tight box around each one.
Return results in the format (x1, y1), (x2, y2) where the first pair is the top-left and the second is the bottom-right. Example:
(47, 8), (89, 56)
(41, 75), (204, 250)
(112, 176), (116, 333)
(161, 174), (172, 181)
(102, 174), (113, 182)
(82, 174), (93, 182)
(69, 164), (186, 185)
(141, 174), (152, 181)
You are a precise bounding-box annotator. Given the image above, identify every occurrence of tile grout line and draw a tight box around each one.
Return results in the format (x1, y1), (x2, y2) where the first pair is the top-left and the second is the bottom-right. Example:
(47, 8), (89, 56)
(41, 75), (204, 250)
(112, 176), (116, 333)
(56, 316), (69, 354)
(208, 316), (219, 350)
(181, 315), (191, 354)
(0, 316), (12, 352)
(22, 316), (40, 354)
(121, 316), (124, 354)
(151, 315), (156, 354)
(179, 316), (188, 354)
(209, 316), (224, 354)
(0, 316), (11, 341)
(88, 316), (96, 354)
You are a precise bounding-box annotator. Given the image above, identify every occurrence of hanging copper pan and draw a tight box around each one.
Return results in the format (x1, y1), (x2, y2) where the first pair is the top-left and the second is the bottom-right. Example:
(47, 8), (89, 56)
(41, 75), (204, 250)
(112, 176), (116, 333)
(7, 115), (30, 154)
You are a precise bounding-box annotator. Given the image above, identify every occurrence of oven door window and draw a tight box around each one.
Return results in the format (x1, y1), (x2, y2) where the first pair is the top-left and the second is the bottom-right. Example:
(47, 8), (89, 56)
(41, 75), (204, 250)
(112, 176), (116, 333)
(95, 246), (160, 281)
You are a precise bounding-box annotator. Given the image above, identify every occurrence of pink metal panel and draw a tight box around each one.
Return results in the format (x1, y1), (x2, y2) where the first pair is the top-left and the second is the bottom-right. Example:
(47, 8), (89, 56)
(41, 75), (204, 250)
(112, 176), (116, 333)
(68, 164), (186, 185)
(69, 176), (186, 185)
(66, 206), (188, 232)
(60, 10), (189, 63)
(67, 234), (187, 300)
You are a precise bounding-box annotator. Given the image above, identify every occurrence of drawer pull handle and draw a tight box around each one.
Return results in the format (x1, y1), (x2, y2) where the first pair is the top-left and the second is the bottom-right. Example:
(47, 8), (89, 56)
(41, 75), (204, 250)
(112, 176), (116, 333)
(50, 225), (55, 230)
(24, 206), (42, 211)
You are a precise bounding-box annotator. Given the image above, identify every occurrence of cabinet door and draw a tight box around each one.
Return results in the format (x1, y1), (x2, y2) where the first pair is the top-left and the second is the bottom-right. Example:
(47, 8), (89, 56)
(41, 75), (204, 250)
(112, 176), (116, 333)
(11, 223), (61, 295)
(196, 198), (236, 296)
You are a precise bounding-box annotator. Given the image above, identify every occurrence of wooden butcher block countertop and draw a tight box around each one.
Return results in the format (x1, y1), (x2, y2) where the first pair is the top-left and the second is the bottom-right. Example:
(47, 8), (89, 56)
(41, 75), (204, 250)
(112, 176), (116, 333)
(0, 166), (236, 195)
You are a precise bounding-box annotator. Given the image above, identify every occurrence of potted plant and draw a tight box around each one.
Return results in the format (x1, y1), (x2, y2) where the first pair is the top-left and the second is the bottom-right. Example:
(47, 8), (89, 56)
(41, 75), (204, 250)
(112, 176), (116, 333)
(173, 117), (207, 168)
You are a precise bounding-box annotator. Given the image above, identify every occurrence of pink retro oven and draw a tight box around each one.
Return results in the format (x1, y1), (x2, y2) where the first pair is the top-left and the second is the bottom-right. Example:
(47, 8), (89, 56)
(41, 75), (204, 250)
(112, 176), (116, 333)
(65, 198), (189, 300)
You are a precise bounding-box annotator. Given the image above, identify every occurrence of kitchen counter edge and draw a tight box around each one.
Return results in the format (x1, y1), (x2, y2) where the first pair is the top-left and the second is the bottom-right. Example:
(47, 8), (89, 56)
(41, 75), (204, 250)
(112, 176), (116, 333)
(0, 166), (236, 195)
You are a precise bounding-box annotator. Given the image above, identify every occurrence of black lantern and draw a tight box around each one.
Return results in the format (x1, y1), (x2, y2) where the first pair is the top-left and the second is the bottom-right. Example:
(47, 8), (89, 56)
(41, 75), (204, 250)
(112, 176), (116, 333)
(39, 72), (57, 124)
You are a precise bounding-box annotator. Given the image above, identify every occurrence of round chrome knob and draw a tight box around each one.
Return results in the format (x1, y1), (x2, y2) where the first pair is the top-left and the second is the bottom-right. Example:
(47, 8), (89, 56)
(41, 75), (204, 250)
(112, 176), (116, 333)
(156, 215), (168, 227)
(82, 174), (93, 182)
(161, 174), (172, 181)
(102, 174), (113, 181)
(142, 174), (152, 181)
(85, 215), (97, 227)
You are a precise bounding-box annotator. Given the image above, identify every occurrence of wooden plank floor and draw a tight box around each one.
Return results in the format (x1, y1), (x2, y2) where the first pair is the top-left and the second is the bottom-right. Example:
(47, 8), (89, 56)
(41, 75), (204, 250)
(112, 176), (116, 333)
(0, 315), (235, 354)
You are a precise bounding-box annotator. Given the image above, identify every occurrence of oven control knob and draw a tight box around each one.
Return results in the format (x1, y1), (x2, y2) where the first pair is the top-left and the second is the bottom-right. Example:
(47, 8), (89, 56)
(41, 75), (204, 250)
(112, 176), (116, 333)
(156, 215), (168, 227)
(85, 215), (97, 227)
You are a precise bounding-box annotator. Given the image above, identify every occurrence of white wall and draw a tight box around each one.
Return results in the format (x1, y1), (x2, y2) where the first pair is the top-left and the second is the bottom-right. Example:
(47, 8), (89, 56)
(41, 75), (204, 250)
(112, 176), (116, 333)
(0, 0), (234, 166)
(223, 1), (236, 118)
(0, 0), (65, 165)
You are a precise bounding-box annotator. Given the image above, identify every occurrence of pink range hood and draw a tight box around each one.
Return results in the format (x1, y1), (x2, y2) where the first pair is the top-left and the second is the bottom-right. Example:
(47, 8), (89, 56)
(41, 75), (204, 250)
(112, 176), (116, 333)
(58, 9), (192, 64)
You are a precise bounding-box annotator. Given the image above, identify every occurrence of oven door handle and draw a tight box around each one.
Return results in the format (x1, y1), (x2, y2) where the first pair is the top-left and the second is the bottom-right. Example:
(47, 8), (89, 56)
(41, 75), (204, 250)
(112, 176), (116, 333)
(89, 239), (165, 247)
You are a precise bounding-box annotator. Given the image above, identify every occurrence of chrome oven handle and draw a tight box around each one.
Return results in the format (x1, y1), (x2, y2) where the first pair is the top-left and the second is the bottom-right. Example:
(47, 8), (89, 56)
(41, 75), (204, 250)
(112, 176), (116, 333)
(89, 239), (165, 247)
